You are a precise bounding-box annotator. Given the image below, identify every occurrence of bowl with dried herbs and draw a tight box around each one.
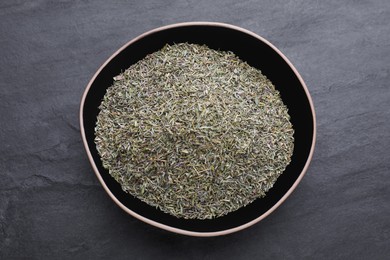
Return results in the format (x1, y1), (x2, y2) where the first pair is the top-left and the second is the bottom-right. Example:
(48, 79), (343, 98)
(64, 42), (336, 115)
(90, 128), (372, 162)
(80, 22), (316, 236)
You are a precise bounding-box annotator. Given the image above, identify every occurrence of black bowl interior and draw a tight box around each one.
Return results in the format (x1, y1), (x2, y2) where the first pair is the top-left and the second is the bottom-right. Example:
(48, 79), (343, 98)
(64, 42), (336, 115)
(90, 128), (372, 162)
(82, 24), (314, 233)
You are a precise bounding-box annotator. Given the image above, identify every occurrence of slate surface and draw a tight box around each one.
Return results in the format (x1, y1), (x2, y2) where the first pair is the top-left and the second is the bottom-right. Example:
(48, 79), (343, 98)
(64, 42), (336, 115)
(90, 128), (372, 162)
(1, 1), (389, 259)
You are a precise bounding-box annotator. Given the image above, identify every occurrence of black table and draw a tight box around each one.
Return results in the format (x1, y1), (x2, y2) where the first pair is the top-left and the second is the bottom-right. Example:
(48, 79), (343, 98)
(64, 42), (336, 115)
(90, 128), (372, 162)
(1, 1), (389, 259)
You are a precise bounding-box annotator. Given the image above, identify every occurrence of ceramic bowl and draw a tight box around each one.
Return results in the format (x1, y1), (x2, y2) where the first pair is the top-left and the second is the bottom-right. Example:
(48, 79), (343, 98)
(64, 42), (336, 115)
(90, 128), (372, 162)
(80, 22), (316, 236)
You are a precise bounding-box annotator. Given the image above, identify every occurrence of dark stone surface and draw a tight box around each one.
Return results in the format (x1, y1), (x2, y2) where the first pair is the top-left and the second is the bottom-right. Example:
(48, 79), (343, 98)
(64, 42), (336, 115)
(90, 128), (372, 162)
(0, 0), (389, 259)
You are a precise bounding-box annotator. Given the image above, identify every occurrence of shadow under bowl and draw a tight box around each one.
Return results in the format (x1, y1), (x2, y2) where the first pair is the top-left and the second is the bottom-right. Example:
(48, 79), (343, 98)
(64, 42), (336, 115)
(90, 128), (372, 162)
(80, 22), (316, 237)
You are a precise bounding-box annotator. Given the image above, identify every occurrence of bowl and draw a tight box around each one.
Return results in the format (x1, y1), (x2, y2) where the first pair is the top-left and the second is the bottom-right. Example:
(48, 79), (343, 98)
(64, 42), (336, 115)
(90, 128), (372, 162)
(80, 22), (316, 236)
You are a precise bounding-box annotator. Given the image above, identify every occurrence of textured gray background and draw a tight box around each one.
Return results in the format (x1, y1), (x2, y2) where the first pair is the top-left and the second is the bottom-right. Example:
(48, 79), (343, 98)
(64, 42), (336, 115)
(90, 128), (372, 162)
(1, 0), (389, 259)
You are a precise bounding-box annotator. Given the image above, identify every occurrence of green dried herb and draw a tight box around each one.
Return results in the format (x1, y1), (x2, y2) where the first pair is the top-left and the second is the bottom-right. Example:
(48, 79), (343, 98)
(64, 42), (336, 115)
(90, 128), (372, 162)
(95, 43), (294, 219)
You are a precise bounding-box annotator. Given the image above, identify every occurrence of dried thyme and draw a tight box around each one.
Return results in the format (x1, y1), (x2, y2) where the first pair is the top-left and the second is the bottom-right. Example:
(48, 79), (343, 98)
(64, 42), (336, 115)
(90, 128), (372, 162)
(95, 43), (294, 219)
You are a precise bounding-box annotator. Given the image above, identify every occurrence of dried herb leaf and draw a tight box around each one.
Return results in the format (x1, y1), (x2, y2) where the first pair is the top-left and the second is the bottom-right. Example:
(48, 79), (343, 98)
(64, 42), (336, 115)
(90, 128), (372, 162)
(95, 43), (294, 219)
